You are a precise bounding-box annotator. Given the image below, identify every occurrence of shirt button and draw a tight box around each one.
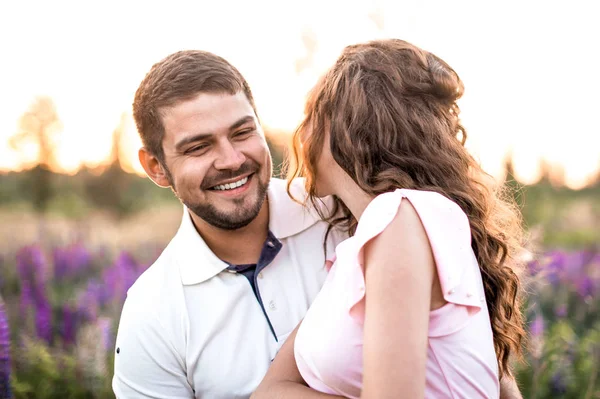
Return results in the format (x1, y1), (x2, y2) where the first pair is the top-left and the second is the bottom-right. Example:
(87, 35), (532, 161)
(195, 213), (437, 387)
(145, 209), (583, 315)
(268, 300), (276, 310)
(267, 241), (275, 248)
(258, 272), (264, 279)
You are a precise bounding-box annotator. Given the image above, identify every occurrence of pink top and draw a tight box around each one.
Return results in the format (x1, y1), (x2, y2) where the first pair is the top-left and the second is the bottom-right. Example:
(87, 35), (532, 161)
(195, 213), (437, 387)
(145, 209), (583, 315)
(294, 189), (500, 398)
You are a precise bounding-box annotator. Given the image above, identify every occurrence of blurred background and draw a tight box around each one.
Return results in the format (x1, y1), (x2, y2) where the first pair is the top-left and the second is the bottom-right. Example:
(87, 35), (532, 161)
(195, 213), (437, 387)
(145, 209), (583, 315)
(0, 1), (598, 398)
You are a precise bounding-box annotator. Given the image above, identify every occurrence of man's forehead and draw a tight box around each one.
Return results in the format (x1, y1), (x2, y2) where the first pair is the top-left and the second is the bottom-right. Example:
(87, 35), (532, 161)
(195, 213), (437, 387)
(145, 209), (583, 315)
(162, 92), (256, 137)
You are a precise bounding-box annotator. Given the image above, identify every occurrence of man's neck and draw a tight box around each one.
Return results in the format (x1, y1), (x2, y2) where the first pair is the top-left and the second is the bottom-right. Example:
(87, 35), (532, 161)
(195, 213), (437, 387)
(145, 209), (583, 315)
(189, 202), (270, 265)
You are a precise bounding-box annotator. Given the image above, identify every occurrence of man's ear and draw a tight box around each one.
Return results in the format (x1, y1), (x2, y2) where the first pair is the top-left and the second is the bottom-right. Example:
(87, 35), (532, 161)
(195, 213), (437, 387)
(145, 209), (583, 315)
(138, 148), (171, 188)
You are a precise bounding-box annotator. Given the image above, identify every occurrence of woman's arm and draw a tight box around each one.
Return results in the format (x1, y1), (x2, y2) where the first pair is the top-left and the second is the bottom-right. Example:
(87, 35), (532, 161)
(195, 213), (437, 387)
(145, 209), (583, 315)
(360, 199), (434, 399)
(251, 324), (345, 399)
(500, 374), (523, 399)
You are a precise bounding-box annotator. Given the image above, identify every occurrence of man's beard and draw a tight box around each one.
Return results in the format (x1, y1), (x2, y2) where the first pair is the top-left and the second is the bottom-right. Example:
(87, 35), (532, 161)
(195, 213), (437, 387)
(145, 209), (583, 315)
(184, 176), (269, 230)
(163, 159), (270, 230)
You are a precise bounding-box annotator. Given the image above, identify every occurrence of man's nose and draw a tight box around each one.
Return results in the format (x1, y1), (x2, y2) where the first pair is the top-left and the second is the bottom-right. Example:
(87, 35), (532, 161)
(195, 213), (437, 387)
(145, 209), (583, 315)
(214, 141), (246, 171)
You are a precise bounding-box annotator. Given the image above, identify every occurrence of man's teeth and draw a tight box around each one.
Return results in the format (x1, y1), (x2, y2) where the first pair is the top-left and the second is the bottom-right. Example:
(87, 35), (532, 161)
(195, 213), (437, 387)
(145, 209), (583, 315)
(213, 176), (249, 191)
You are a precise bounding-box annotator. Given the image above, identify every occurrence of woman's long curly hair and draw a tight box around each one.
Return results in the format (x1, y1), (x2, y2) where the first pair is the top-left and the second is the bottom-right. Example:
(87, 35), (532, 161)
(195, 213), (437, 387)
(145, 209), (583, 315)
(287, 39), (526, 377)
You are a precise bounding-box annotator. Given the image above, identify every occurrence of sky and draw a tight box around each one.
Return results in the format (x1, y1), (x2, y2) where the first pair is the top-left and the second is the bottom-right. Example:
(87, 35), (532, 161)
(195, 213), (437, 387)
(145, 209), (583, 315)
(0, 0), (599, 188)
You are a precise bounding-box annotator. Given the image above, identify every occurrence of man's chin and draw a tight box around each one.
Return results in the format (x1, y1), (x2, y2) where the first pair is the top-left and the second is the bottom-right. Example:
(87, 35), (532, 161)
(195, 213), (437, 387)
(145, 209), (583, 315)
(206, 189), (257, 208)
(191, 193), (265, 229)
(212, 217), (256, 231)
(203, 206), (263, 230)
(189, 175), (268, 230)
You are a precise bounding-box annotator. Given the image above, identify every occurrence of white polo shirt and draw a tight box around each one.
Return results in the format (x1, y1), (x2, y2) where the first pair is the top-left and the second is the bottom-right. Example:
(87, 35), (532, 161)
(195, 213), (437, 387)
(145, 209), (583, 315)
(112, 178), (345, 399)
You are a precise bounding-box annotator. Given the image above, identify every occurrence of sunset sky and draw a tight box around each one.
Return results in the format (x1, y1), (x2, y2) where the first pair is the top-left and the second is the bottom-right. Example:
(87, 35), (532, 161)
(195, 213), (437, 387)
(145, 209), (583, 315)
(1, 0), (598, 188)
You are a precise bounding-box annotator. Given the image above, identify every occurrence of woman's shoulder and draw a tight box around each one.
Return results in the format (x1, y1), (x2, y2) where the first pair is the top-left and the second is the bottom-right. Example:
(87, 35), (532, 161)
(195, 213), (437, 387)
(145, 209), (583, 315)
(357, 189), (468, 237)
(396, 188), (463, 211)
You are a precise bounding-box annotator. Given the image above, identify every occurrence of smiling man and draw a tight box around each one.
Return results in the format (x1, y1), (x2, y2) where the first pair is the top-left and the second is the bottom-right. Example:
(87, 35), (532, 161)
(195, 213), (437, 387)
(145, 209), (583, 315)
(111, 50), (344, 398)
(161, 93), (270, 233)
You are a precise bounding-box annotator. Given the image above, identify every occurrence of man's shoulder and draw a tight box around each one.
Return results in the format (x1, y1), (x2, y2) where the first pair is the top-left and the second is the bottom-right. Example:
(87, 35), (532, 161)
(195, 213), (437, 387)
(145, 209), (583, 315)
(114, 246), (187, 385)
(126, 244), (179, 304)
(117, 244), (189, 350)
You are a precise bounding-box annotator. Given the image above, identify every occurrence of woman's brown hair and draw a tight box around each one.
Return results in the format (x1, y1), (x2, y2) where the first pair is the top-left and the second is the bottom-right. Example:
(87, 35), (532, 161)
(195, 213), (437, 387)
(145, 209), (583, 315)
(287, 39), (525, 377)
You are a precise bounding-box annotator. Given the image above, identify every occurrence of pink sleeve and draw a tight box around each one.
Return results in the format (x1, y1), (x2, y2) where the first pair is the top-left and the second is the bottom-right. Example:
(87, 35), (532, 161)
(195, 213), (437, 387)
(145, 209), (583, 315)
(343, 189), (485, 335)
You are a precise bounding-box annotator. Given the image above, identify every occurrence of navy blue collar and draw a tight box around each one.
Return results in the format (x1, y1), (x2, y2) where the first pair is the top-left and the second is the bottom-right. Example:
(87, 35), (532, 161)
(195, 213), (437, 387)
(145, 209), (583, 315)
(225, 230), (282, 273)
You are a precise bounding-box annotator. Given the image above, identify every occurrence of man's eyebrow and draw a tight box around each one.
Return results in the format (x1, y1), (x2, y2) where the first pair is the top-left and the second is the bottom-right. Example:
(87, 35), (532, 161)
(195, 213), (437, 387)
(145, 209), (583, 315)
(174, 133), (212, 152)
(229, 115), (255, 131)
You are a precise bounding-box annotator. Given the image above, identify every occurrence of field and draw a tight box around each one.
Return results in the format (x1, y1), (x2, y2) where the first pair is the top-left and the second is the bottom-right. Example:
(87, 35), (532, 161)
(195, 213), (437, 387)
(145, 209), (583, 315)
(0, 168), (599, 398)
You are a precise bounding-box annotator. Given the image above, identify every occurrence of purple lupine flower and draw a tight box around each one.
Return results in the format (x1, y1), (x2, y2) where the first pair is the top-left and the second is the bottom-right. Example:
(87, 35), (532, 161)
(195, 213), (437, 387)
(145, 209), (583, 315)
(544, 250), (568, 286)
(526, 259), (542, 276)
(61, 305), (78, 346)
(16, 246), (48, 304)
(530, 313), (545, 337)
(30, 279), (48, 305)
(102, 252), (140, 303)
(549, 371), (568, 395)
(591, 252), (600, 268)
(101, 268), (118, 303)
(53, 247), (70, 281)
(17, 245), (53, 345)
(0, 299), (11, 399)
(53, 243), (92, 280)
(97, 317), (113, 351)
(17, 246), (48, 303)
(19, 282), (33, 316)
(554, 304), (568, 318)
(0, 255), (4, 291)
(576, 276), (595, 299)
(16, 245), (47, 283)
(35, 298), (53, 345)
(77, 280), (103, 321)
(563, 251), (590, 285)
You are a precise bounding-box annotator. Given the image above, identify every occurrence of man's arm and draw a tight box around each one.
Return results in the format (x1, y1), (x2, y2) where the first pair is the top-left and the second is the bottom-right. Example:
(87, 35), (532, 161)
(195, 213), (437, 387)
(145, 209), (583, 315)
(499, 374), (523, 399)
(112, 293), (194, 399)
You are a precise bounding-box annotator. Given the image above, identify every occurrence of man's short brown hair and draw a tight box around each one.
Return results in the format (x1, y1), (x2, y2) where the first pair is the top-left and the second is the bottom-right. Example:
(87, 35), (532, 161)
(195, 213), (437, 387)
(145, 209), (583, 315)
(133, 50), (257, 162)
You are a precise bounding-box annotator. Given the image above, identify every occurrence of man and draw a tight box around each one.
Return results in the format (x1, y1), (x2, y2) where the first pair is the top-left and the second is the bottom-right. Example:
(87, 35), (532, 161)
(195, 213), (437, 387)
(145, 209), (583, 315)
(112, 50), (344, 399)
(113, 50), (523, 399)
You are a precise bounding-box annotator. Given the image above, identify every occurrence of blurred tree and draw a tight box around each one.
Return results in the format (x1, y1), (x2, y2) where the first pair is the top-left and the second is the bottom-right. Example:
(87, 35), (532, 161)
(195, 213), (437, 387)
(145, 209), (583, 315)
(593, 160), (600, 187)
(106, 113), (127, 169)
(502, 151), (525, 210)
(538, 158), (566, 188)
(10, 96), (63, 212)
(84, 113), (136, 217)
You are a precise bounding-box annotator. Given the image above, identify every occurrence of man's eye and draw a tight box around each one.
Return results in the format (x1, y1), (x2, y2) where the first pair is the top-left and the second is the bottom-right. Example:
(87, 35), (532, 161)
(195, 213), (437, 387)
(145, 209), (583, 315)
(235, 129), (253, 138)
(186, 144), (208, 154)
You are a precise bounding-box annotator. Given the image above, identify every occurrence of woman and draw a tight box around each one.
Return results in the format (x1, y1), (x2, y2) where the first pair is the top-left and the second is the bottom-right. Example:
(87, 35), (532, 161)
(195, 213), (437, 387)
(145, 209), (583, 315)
(253, 39), (525, 398)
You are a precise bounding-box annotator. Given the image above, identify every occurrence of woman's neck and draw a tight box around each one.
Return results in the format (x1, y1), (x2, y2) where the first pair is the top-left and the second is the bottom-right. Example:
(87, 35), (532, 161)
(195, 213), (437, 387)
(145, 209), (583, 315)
(332, 177), (375, 222)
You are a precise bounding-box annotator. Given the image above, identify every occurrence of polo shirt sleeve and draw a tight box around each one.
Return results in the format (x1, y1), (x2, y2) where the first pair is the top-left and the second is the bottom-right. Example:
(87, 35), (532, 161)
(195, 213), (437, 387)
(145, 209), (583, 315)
(112, 291), (194, 399)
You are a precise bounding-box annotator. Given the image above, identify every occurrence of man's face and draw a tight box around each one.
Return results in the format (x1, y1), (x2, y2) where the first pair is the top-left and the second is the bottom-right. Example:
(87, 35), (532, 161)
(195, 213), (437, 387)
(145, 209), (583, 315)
(160, 91), (272, 230)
